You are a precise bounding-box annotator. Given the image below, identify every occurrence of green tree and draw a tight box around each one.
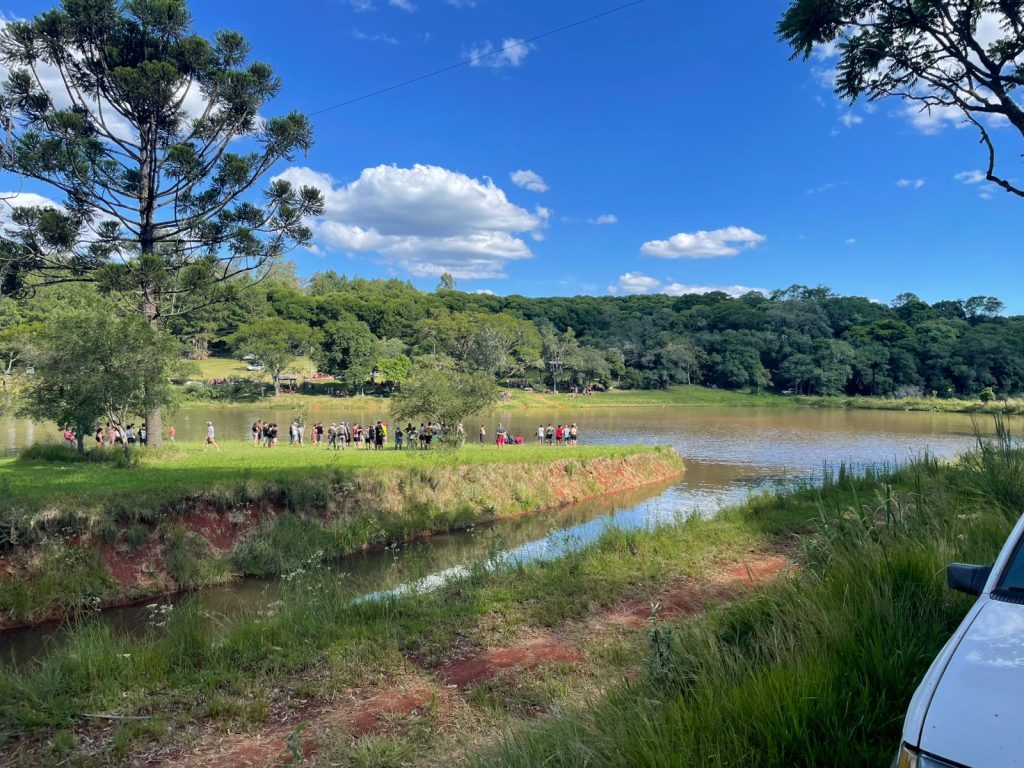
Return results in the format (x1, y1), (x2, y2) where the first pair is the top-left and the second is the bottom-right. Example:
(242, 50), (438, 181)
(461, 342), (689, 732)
(0, 0), (324, 445)
(391, 366), (498, 447)
(19, 309), (180, 452)
(779, 1), (1024, 197)
(231, 317), (320, 396)
(373, 337), (412, 390)
(314, 315), (378, 393)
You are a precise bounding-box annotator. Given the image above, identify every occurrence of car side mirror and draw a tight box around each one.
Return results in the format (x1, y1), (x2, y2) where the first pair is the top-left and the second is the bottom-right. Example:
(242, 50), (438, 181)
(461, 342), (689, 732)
(947, 563), (992, 597)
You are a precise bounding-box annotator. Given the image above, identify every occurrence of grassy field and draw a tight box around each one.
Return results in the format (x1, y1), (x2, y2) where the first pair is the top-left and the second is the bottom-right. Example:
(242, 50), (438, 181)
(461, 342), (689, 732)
(1, 430), (1021, 766)
(188, 355), (317, 383)
(0, 442), (656, 515)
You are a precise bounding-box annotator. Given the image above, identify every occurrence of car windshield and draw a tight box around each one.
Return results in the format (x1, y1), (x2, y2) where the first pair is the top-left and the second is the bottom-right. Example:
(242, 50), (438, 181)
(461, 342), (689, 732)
(997, 534), (1024, 592)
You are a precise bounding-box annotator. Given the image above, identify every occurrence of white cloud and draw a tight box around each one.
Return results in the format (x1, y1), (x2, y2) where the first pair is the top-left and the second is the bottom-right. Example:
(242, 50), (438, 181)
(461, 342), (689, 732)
(0, 192), (64, 230)
(389, 0), (416, 10)
(466, 38), (533, 68)
(903, 102), (966, 134)
(350, 0), (374, 10)
(662, 283), (766, 298)
(608, 272), (764, 298)
(608, 272), (662, 294)
(590, 214), (618, 225)
(273, 164), (548, 280)
(812, 41), (842, 60)
(955, 169), (987, 185)
(845, 238), (857, 245)
(896, 178), (925, 189)
(352, 28), (399, 44)
(839, 112), (863, 128)
(510, 169), (548, 193)
(641, 226), (766, 259)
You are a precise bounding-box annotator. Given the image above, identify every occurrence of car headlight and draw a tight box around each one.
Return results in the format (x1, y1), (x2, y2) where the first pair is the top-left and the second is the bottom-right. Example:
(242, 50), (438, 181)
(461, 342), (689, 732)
(896, 744), (965, 768)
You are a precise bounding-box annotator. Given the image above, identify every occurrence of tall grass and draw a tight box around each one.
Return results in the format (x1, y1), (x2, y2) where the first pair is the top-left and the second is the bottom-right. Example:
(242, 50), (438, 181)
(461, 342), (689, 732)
(478, 437), (1022, 768)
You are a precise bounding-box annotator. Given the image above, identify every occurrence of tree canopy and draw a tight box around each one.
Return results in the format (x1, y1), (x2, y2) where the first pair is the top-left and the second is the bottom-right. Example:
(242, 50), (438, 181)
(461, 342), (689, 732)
(779, 0), (1024, 197)
(18, 307), (180, 451)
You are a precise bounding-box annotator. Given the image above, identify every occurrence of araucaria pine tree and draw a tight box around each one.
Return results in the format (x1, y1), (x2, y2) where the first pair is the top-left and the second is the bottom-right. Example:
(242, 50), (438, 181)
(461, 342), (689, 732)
(0, 0), (324, 445)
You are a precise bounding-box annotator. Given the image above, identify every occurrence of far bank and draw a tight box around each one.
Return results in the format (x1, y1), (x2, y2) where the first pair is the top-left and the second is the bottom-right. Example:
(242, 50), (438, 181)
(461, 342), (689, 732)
(171, 384), (1024, 416)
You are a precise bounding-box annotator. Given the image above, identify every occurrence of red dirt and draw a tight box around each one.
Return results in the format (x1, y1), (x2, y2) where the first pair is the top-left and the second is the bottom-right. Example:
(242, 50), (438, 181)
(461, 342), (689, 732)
(720, 554), (792, 586)
(180, 508), (261, 552)
(99, 540), (165, 591)
(159, 684), (437, 768)
(439, 638), (584, 689)
(605, 553), (792, 629)
(121, 550), (790, 767)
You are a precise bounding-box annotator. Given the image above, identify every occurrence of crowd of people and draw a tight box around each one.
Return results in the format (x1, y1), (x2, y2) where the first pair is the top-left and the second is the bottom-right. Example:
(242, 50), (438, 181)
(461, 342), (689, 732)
(60, 419), (582, 451)
(482, 422), (580, 447)
(246, 419), (452, 450)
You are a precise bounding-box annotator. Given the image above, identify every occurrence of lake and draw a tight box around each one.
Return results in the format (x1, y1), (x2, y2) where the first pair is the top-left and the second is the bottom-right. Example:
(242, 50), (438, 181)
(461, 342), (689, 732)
(0, 405), (1006, 665)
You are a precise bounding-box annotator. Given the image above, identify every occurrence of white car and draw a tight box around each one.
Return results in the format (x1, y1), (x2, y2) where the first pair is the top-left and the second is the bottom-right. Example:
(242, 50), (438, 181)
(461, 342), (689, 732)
(895, 511), (1024, 768)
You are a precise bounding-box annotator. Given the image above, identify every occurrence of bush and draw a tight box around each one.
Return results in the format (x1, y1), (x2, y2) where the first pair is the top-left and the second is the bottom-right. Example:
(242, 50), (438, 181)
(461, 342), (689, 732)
(980, 386), (997, 402)
(18, 443), (89, 462)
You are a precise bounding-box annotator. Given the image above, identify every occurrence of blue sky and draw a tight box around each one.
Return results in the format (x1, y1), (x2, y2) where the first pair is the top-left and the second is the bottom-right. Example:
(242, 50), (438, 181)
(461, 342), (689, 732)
(4, 0), (1024, 310)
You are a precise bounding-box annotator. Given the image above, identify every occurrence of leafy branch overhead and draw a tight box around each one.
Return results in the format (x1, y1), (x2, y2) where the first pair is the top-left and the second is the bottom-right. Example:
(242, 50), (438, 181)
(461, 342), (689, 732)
(779, 0), (1024, 196)
(0, 0), (324, 315)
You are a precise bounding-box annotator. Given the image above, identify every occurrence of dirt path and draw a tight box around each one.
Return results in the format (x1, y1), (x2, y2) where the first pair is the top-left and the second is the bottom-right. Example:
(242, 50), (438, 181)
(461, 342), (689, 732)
(149, 550), (791, 768)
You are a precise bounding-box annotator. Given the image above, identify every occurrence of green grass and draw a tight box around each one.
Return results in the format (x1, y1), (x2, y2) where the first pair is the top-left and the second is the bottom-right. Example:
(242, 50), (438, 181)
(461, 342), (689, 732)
(189, 355), (318, 383)
(3, 425), (1021, 766)
(0, 443), (681, 625)
(475, 438), (1024, 768)
(0, 442), (654, 517)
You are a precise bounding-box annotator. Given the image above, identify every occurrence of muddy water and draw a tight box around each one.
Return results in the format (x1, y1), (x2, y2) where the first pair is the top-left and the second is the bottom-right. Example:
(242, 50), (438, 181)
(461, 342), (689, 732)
(0, 406), (1006, 666)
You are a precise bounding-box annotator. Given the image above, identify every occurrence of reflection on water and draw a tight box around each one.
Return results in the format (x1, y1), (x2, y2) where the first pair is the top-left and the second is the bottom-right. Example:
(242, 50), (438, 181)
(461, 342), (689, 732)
(0, 405), (1010, 667)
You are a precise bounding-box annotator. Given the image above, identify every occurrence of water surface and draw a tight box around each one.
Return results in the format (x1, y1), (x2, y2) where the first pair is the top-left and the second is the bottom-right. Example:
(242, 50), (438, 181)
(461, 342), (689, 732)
(0, 405), (1006, 666)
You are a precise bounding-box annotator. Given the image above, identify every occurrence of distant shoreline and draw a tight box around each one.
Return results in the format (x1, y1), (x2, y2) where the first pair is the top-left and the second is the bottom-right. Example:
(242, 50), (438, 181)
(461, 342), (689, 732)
(173, 384), (1024, 416)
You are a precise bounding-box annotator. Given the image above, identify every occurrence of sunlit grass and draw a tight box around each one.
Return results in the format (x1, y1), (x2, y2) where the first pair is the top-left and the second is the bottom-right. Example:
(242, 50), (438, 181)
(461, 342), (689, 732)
(0, 442), (655, 514)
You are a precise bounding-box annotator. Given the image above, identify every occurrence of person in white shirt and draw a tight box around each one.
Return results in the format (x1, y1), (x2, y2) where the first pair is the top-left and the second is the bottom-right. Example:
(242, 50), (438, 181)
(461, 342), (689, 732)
(204, 421), (220, 451)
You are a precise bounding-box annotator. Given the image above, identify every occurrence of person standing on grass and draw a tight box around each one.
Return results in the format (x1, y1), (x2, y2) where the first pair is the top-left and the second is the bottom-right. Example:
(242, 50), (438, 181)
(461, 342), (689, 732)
(140, 424), (147, 446)
(204, 421), (220, 451)
(252, 421), (260, 447)
(168, 425), (176, 443)
(328, 422), (337, 449)
(95, 427), (103, 447)
(570, 423), (578, 445)
(479, 424), (486, 444)
(457, 422), (465, 447)
(496, 422), (507, 448)
(395, 425), (403, 450)
(537, 424), (544, 444)
(556, 424), (564, 446)
(545, 423), (554, 445)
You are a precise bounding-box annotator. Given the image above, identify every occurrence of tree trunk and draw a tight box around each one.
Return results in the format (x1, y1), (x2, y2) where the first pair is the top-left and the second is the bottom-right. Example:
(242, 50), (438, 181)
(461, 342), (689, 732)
(142, 290), (164, 448)
(139, 122), (163, 449)
(274, 374), (281, 396)
(76, 427), (86, 454)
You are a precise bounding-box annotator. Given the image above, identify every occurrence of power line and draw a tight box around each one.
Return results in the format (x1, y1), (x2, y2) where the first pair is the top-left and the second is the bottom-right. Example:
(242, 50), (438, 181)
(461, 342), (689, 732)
(309, 0), (646, 117)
